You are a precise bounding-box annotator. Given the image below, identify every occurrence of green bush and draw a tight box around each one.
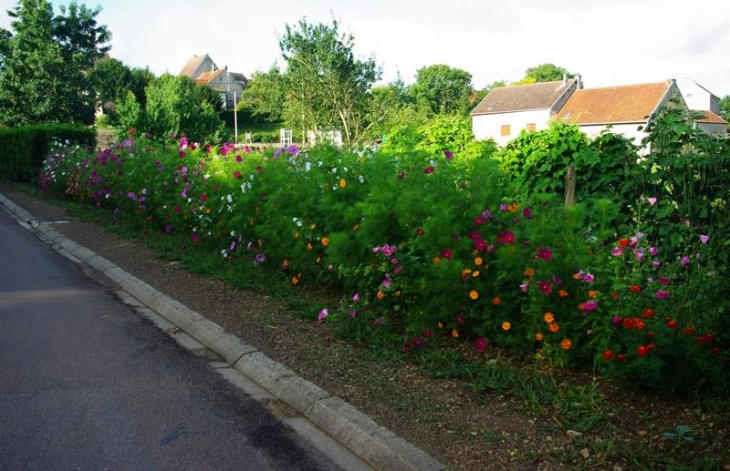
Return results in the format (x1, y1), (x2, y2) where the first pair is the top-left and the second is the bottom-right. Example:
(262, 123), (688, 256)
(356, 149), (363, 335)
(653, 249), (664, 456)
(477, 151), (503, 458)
(0, 124), (95, 182)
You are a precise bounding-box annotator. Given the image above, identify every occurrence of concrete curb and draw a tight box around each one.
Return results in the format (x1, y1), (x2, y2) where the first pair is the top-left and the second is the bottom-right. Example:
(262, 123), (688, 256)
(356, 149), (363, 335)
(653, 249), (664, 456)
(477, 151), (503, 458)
(0, 192), (445, 471)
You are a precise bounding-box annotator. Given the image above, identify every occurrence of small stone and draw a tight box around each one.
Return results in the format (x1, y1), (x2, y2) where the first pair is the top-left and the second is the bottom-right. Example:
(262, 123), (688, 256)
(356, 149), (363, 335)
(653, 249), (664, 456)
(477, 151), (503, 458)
(545, 435), (553, 442)
(566, 430), (583, 438)
(613, 466), (623, 471)
(580, 448), (590, 459)
(637, 430), (648, 437)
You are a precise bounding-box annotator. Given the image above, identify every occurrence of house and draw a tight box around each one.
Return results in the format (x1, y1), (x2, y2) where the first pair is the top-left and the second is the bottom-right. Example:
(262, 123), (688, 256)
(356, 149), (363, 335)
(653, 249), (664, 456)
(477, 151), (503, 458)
(179, 54), (248, 110)
(676, 78), (728, 137)
(553, 80), (688, 144)
(471, 77), (580, 146)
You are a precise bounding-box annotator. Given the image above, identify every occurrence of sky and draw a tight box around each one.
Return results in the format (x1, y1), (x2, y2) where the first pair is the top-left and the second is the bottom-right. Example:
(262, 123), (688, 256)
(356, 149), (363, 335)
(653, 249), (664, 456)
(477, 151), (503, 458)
(2, 0), (729, 97)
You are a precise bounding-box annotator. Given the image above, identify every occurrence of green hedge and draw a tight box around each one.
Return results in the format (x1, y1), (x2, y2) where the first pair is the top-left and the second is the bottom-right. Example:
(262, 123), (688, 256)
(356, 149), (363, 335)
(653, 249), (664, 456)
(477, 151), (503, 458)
(0, 124), (96, 183)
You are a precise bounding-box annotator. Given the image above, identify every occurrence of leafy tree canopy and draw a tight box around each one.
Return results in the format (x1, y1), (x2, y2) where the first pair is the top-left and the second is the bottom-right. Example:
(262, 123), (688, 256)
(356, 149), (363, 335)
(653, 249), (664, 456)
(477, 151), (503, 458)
(719, 95), (730, 124)
(279, 17), (381, 148)
(513, 63), (574, 85)
(241, 65), (286, 122)
(409, 64), (473, 116)
(0, 0), (111, 126)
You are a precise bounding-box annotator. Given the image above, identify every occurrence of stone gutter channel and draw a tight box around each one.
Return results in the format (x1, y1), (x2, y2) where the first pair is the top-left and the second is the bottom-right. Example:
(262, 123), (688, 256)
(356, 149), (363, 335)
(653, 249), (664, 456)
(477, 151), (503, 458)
(0, 192), (445, 471)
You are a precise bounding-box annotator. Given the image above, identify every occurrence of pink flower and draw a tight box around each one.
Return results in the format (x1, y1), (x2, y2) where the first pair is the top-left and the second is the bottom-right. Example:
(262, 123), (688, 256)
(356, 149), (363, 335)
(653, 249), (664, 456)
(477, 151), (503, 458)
(317, 308), (329, 324)
(700, 235), (710, 244)
(538, 280), (552, 294)
(233, 171), (242, 179)
(424, 166), (435, 174)
(352, 293), (360, 302)
(522, 207), (533, 218)
(583, 273), (595, 283)
(647, 196), (657, 206)
(655, 290), (669, 300)
(473, 337), (488, 351)
(519, 283), (528, 293)
(235, 155), (243, 163)
(582, 300), (598, 311)
(649, 246), (658, 256)
(680, 256), (690, 266)
(612, 247), (624, 256)
(441, 248), (453, 259)
(191, 233), (199, 243)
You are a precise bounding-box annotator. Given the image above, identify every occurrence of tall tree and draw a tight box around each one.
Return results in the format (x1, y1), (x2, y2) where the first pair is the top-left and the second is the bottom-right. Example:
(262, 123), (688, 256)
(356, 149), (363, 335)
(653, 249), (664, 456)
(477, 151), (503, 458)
(242, 65), (286, 122)
(92, 57), (132, 118)
(719, 95), (730, 124)
(279, 18), (380, 148)
(0, 0), (110, 125)
(513, 63), (574, 85)
(410, 64), (473, 116)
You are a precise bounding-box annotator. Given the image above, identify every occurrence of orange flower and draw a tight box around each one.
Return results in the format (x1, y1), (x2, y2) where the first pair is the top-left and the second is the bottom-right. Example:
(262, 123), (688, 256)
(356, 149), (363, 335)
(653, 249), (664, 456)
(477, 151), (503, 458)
(524, 267), (535, 277)
(437, 321), (444, 329)
(548, 322), (560, 333)
(307, 243), (313, 250)
(535, 332), (544, 341)
(501, 321), (511, 331)
(474, 257), (483, 266)
(560, 338), (573, 350)
(472, 270), (480, 278)
(492, 296), (501, 305)
(339, 178), (347, 188)
(433, 256), (441, 266)
(294, 231), (300, 239)
(469, 290), (479, 300)
(611, 291), (619, 300)
(543, 312), (554, 323)
(462, 268), (472, 276)
(395, 290), (402, 297)
(558, 289), (569, 298)
(376, 290), (385, 300)
(588, 290), (598, 299)
(321, 237), (330, 246)
(352, 224), (360, 232)
(291, 276), (300, 285)
(451, 329), (459, 338)
(507, 203), (518, 212)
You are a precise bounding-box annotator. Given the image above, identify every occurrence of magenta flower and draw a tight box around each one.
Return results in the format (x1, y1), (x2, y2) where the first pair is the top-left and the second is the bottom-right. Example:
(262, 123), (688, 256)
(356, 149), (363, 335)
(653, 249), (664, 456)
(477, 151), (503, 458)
(582, 300), (598, 311)
(583, 273), (595, 283)
(352, 293), (360, 302)
(443, 150), (454, 159)
(349, 310), (357, 318)
(700, 235), (710, 244)
(522, 207), (533, 218)
(649, 246), (658, 256)
(612, 247), (624, 256)
(658, 276), (671, 285)
(317, 308), (329, 324)
(655, 290), (669, 300)
(441, 248), (453, 259)
(481, 209), (492, 220)
(424, 166), (435, 174)
(254, 253), (266, 264)
(235, 155), (243, 163)
(473, 337), (488, 351)
(633, 248), (645, 262)
(233, 171), (242, 179)
(179, 150), (186, 158)
(680, 256), (690, 266)
(537, 280), (552, 295)
(191, 233), (199, 243)
(520, 283), (528, 293)
(538, 248), (553, 261)
(474, 239), (487, 251)
(611, 315), (622, 326)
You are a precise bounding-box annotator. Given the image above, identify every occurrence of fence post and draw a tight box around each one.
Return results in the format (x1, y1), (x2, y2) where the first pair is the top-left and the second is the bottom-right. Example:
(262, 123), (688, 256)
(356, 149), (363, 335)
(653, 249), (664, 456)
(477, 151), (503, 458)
(565, 165), (576, 206)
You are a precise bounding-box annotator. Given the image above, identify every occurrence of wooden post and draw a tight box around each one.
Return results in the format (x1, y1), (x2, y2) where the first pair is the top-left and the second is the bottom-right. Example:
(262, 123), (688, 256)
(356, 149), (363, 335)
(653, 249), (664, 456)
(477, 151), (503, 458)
(565, 165), (576, 206)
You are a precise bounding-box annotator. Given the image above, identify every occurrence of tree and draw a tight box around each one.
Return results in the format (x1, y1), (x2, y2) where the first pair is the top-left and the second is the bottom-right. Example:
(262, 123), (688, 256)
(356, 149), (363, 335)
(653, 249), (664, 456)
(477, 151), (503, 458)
(720, 95), (730, 125)
(132, 74), (223, 143)
(409, 64), (473, 116)
(513, 63), (574, 85)
(279, 18), (381, 148)
(0, 0), (110, 126)
(92, 57), (133, 120)
(242, 65), (286, 122)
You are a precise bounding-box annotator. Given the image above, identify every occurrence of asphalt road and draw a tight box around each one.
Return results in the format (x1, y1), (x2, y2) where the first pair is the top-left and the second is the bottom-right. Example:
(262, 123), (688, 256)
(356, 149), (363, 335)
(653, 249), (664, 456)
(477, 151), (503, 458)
(0, 208), (344, 471)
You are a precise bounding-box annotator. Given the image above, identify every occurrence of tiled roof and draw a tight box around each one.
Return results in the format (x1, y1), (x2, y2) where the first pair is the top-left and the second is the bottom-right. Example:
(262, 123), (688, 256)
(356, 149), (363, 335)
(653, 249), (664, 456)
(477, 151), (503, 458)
(471, 80), (577, 115)
(194, 69), (224, 85)
(555, 81), (672, 125)
(694, 110), (727, 124)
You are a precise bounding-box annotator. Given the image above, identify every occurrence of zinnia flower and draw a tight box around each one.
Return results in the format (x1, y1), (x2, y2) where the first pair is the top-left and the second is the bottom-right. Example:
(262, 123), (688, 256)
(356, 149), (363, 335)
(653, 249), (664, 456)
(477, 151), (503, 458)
(473, 337), (487, 351)
(469, 290), (479, 300)
(560, 338), (572, 350)
(501, 321), (511, 331)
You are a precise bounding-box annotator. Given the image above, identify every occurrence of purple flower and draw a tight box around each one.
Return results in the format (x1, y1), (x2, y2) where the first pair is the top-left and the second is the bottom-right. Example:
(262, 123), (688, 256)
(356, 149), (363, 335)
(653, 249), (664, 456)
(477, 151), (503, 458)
(349, 310), (358, 318)
(655, 290), (669, 300)
(649, 246), (658, 256)
(583, 273), (595, 283)
(317, 308), (329, 324)
(582, 300), (598, 311)
(700, 235), (710, 244)
(443, 150), (454, 159)
(612, 247), (624, 257)
(680, 256), (690, 266)
(611, 315), (622, 326)
(352, 293), (360, 302)
(481, 209), (492, 220)
(633, 248), (645, 262)
(522, 207), (533, 219)
(254, 253), (266, 264)
(658, 276), (671, 285)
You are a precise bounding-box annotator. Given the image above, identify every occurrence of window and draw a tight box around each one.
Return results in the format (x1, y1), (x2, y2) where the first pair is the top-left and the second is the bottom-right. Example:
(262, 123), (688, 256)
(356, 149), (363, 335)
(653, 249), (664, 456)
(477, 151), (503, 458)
(526, 123), (536, 132)
(500, 124), (511, 136)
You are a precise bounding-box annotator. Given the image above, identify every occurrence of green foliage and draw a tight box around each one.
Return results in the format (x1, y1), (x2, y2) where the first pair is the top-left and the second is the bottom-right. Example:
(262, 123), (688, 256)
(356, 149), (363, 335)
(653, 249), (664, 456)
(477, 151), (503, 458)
(0, 0), (110, 126)
(0, 123), (94, 182)
(120, 74), (224, 143)
(279, 17), (381, 148)
(409, 64), (474, 116)
(514, 63), (574, 85)
(241, 65), (286, 122)
(719, 95), (730, 124)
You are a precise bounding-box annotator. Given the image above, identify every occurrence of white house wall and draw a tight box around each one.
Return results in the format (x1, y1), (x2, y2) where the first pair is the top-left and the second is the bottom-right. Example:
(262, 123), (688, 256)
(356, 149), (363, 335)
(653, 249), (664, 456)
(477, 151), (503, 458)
(472, 109), (552, 146)
(575, 123), (648, 146)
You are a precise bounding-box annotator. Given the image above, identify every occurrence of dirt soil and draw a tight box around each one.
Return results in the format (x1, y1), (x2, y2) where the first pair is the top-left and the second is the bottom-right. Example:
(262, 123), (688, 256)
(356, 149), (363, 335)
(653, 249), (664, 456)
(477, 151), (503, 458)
(2, 182), (728, 471)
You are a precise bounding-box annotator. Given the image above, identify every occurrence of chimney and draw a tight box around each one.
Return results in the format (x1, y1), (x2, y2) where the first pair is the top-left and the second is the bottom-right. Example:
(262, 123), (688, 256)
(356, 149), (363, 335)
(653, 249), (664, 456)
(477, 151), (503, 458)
(576, 74), (582, 89)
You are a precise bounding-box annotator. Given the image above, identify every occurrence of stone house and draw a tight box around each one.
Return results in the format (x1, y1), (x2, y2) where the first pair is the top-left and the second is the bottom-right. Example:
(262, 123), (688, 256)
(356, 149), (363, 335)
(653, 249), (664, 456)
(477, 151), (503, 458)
(471, 77), (580, 146)
(179, 54), (248, 110)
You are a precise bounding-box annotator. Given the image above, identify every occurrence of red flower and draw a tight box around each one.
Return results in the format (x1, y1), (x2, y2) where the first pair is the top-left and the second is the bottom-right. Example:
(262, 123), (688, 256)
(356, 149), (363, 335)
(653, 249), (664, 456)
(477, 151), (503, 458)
(630, 284), (641, 293)
(424, 166), (435, 174)
(618, 238), (630, 247)
(642, 308), (654, 318)
(233, 171), (242, 179)
(441, 248), (453, 259)
(636, 345), (650, 358)
(682, 326), (696, 335)
(666, 318), (679, 329)
(602, 349), (614, 360)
